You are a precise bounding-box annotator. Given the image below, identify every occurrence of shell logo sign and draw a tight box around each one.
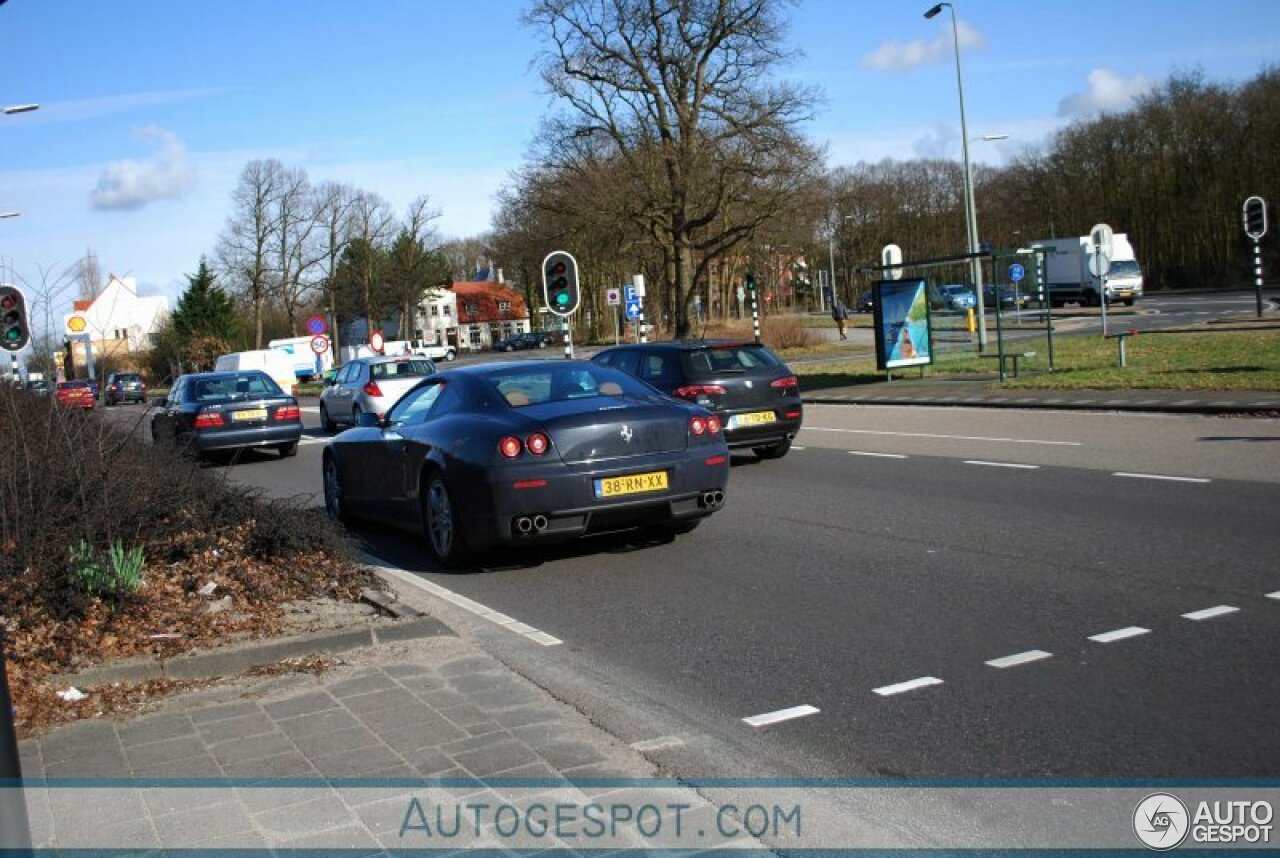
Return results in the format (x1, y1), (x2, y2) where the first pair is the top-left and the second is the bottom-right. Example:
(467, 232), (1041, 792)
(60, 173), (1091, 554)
(66, 315), (88, 334)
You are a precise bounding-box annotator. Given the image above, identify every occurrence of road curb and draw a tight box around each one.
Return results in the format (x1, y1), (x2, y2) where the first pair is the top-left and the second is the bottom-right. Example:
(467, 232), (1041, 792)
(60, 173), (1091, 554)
(57, 617), (453, 688)
(803, 393), (1280, 415)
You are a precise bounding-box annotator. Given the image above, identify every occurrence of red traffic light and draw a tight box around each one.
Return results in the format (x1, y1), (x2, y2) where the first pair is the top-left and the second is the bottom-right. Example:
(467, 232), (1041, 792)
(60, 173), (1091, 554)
(0, 294), (15, 310)
(549, 261), (567, 276)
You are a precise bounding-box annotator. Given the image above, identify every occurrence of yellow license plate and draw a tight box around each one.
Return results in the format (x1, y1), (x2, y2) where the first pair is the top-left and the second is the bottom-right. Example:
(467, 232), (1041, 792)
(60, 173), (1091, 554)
(733, 410), (777, 427)
(231, 408), (267, 422)
(595, 471), (668, 499)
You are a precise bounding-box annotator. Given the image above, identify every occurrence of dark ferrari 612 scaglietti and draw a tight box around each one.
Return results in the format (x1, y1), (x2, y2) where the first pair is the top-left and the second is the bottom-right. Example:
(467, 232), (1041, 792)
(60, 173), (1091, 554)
(322, 360), (730, 566)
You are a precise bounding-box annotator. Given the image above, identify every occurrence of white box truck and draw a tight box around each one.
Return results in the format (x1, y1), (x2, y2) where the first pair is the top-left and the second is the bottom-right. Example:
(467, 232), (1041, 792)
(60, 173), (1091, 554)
(213, 350), (300, 395)
(268, 335), (333, 381)
(1035, 233), (1144, 307)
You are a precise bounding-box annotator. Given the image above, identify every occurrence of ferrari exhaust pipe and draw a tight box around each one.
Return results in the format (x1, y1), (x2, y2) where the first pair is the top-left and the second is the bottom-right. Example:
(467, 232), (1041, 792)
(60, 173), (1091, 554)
(532, 514), (549, 532)
(515, 516), (533, 534)
(710, 490), (724, 506)
(700, 490), (724, 508)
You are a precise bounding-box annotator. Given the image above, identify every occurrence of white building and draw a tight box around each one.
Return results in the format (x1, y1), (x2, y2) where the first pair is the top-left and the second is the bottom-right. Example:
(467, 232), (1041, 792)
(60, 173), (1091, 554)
(63, 275), (169, 372)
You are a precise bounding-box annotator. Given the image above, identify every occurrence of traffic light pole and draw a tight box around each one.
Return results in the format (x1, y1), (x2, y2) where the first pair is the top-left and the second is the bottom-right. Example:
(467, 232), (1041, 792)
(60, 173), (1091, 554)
(561, 315), (572, 360)
(1254, 239), (1264, 319)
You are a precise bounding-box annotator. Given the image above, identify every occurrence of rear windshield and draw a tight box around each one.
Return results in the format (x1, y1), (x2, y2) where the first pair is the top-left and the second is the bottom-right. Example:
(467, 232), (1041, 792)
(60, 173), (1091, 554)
(371, 359), (435, 380)
(191, 373), (282, 402)
(682, 344), (782, 376)
(58, 381), (89, 389)
(484, 364), (651, 408)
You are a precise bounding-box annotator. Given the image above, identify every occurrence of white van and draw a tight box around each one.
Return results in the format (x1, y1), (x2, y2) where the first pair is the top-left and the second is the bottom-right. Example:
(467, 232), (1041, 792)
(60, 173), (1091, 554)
(213, 350), (299, 395)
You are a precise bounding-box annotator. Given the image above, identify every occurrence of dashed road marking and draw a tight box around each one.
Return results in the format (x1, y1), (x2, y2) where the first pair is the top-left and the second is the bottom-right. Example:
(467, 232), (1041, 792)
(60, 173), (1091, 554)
(963, 460), (1040, 470)
(849, 451), (908, 459)
(1113, 472), (1211, 484)
(630, 736), (686, 752)
(805, 426), (1080, 446)
(361, 554), (562, 646)
(790, 445), (806, 450)
(985, 650), (1053, 669)
(873, 677), (943, 697)
(1182, 605), (1239, 621)
(742, 704), (820, 727)
(1267, 592), (1280, 601)
(1088, 626), (1151, 643)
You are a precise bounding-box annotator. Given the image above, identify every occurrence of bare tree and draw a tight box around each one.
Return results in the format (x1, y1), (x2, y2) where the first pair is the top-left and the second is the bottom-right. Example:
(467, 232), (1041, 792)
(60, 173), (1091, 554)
(344, 191), (396, 333)
(217, 159), (284, 348)
(271, 165), (323, 334)
(74, 250), (104, 301)
(310, 181), (358, 354)
(525, 0), (821, 336)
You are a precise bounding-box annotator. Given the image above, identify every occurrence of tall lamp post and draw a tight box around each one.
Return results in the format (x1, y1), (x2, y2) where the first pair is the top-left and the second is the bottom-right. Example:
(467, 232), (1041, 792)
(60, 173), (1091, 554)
(826, 213), (854, 313)
(924, 2), (988, 348)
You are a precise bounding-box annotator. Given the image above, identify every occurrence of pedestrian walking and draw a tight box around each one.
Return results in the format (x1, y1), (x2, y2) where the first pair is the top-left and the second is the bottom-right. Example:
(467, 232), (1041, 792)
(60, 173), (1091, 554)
(832, 298), (849, 340)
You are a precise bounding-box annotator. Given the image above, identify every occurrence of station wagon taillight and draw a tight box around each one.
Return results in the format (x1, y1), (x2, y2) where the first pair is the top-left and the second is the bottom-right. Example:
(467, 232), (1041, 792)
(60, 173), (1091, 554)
(673, 384), (726, 399)
(274, 405), (301, 421)
(194, 411), (224, 428)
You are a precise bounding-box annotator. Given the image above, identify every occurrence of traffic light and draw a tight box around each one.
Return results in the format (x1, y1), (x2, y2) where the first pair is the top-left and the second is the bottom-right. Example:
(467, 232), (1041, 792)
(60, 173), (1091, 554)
(541, 251), (580, 316)
(1243, 196), (1268, 240)
(745, 270), (756, 293)
(0, 284), (29, 353)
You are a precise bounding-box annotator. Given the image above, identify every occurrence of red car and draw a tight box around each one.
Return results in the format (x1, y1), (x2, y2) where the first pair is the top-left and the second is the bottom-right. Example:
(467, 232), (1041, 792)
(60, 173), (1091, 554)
(55, 380), (96, 410)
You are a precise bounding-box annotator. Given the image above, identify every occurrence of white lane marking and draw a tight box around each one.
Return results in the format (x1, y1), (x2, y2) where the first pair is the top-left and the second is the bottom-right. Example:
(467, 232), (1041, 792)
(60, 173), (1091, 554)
(742, 704), (820, 727)
(804, 426), (1080, 447)
(300, 406), (320, 413)
(790, 445), (807, 450)
(873, 676), (943, 697)
(630, 736), (686, 752)
(985, 650), (1053, 669)
(1182, 605), (1239, 621)
(360, 554), (562, 646)
(963, 460), (1040, 470)
(1089, 626), (1151, 644)
(298, 437), (328, 446)
(1112, 472), (1211, 484)
(1267, 592), (1280, 601)
(849, 451), (908, 459)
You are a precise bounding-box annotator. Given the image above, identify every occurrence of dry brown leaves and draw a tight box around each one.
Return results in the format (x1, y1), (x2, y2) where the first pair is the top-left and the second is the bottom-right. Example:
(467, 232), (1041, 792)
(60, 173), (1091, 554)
(2, 523), (372, 736)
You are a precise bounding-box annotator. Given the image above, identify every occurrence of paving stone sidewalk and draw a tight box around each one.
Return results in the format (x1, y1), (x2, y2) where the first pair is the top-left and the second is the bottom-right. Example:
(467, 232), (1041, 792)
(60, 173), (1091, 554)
(16, 634), (743, 853)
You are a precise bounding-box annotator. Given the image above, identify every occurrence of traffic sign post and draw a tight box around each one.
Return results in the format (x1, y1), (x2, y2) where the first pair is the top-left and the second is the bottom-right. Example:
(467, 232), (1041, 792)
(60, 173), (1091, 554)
(1090, 223), (1114, 337)
(1244, 196), (1268, 318)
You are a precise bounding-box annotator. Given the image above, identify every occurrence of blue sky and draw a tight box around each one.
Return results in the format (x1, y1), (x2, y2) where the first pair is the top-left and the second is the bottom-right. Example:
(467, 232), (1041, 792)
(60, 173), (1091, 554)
(2, 0), (1278, 319)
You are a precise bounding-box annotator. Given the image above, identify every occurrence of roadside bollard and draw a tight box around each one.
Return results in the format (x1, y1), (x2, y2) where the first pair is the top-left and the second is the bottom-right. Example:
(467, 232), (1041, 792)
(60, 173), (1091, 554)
(1104, 328), (1139, 368)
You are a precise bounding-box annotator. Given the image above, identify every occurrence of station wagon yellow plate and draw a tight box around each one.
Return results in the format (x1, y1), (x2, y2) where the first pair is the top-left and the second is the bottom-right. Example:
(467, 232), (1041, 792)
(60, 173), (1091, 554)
(594, 471), (668, 499)
(729, 410), (776, 429)
(231, 408), (267, 422)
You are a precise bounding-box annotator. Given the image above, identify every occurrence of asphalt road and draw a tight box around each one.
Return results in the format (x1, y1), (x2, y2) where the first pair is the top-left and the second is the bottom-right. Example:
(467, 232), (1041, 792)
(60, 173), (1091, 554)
(105, 394), (1280, 779)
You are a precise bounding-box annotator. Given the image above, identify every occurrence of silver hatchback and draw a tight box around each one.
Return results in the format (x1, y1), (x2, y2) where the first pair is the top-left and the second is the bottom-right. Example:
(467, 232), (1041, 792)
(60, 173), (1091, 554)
(319, 355), (436, 432)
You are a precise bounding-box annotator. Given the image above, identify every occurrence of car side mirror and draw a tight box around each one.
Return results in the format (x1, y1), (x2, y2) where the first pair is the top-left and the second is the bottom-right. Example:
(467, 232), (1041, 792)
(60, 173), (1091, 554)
(356, 411), (381, 429)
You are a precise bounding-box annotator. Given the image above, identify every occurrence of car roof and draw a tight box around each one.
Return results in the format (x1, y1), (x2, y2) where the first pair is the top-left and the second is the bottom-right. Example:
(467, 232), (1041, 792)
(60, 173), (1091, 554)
(600, 339), (765, 352)
(180, 370), (271, 381)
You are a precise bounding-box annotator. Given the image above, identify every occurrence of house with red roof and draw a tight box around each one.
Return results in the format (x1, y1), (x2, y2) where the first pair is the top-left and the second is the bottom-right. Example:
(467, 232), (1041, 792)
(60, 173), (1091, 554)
(447, 281), (531, 351)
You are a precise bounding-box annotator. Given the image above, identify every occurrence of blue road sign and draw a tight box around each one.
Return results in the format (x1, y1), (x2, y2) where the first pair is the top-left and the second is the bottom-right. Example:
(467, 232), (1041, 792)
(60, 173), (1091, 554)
(1008, 263), (1026, 282)
(624, 285), (642, 320)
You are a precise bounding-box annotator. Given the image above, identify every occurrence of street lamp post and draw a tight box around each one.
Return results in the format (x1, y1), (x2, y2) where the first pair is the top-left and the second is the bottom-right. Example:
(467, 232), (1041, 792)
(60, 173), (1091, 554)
(924, 2), (987, 348)
(826, 213), (854, 314)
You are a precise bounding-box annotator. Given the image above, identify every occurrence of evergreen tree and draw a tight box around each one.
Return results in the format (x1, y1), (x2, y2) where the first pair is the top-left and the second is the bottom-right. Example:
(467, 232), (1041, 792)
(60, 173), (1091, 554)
(172, 258), (240, 343)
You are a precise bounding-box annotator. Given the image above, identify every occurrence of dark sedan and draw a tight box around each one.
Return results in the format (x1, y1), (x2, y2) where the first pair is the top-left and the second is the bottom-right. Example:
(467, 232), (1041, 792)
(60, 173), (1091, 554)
(150, 370), (303, 458)
(322, 360), (729, 567)
(591, 340), (802, 460)
(493, 331), (550, 352)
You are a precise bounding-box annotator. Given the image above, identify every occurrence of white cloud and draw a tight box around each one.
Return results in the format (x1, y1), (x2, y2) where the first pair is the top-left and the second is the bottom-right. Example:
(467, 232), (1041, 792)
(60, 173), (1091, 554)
(912, 123), (959, 160)
(861, 20), (987, 72)
(90, 126), (196, 210)
(1057, 69), (1156, 117)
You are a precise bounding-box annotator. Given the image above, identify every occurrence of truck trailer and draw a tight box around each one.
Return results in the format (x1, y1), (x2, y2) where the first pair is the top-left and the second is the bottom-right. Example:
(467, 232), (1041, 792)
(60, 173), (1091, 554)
(1034, 233), (1144, 307)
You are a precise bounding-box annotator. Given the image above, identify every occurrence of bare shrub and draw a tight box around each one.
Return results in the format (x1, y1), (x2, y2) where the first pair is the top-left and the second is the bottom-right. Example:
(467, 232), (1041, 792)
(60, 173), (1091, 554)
(762, 317), (812, 350)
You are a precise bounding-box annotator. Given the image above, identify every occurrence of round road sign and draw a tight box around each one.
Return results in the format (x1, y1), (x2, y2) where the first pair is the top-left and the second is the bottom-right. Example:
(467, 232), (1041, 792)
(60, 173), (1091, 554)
(369, 330), (385, 353)
(1008, 263), (1026, 282)
(307, 315), (327, 336)
(310, 335), (328, 354)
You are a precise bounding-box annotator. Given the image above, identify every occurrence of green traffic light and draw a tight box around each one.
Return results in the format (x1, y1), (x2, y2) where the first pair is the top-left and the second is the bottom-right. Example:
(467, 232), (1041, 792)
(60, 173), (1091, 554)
(4, 329), (19, 342)
(555, 293), (569, 306)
